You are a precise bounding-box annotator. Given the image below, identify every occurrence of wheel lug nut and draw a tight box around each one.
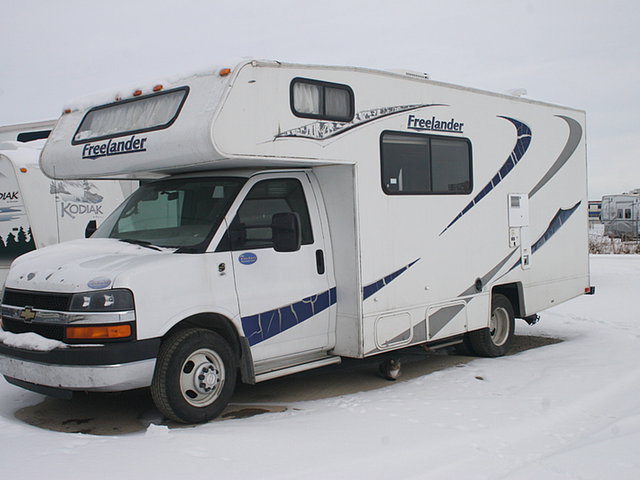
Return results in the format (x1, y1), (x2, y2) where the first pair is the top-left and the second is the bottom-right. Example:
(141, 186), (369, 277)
(198, 374), (205, 380)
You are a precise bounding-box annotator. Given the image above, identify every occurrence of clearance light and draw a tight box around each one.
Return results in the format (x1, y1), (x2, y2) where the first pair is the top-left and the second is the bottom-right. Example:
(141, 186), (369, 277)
(133, 89), (143, 97)
(63, 109), (72, 114)
(219, 68), (231, 77)
(20, 168), (28, 173)
(153, 84), (163, 92)
(66, 324), (132, 340)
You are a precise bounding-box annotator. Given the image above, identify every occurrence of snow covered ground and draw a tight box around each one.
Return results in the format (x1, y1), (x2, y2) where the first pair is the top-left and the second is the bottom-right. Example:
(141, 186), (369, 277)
(0, 255), (638, 479)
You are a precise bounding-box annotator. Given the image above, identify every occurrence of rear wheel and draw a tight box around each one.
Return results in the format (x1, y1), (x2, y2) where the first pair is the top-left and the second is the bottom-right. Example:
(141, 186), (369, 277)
(151, 328), (236, 424)
(468, 294), (514, 357)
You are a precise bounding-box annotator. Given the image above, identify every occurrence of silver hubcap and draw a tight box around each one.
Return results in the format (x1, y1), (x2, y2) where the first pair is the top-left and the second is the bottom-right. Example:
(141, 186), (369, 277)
(179, 348), (225, 407)
(489, 307), (510, 346)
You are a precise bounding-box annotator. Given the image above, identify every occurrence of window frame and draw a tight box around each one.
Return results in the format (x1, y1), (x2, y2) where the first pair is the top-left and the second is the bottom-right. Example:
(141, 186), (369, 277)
(380, 130), (473, 196)
(217, 177), (315, 252)
(290, 77), (355, 122)
(72, 86), (190, 145)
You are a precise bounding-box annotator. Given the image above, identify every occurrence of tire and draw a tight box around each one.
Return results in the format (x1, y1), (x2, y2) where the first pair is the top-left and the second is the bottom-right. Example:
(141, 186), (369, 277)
(151, 328), (237, 424)
(467, 294), (515, 357)
(453, 334), (474, 356)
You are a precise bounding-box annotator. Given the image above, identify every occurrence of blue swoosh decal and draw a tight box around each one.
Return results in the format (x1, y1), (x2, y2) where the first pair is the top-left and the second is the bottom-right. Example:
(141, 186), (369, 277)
(440, 116), (532, 235)
(363, 259), (420, 300)
(242, 287), (337, 346)
(531, 201), (582, 254)
(510, 201), (582, 270)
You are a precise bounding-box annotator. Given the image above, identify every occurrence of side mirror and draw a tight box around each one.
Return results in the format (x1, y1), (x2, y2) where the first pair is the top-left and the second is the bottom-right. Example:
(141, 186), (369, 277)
(272, 212), (301, 252)
(85, 220), (97, 238)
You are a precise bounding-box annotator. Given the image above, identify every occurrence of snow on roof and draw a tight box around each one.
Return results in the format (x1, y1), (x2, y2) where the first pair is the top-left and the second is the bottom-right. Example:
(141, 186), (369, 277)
(62, 57), (252, 113)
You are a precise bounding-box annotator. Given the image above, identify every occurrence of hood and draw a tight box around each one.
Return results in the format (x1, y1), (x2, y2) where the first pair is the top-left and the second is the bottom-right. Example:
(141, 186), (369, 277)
(6, 238), (174, 293)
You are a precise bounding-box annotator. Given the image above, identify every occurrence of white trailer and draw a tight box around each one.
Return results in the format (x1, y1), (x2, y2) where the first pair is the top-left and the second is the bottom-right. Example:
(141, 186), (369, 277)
(0, 119), (56, 143)
(0, 59), (591, 423)
(601, 193), (640, 238)
(0, 141), (132, 285)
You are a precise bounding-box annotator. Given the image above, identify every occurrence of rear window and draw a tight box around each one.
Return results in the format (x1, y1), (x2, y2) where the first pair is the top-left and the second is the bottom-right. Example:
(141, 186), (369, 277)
(73, 87), (189, 144)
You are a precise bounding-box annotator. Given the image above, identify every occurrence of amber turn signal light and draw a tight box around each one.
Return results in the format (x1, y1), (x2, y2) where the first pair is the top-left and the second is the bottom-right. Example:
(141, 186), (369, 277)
(66, 324), (132, 340)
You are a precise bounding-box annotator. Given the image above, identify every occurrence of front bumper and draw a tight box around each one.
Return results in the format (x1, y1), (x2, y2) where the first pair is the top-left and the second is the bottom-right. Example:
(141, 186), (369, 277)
(0, 335), (161, 392)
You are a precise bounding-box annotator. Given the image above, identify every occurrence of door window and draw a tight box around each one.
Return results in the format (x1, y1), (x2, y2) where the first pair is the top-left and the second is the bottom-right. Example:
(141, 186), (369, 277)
(219, 178), (314, 251)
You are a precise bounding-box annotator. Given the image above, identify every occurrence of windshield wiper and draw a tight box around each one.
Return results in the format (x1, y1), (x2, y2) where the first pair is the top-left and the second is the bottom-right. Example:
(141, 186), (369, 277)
(118, 238), (162, 251)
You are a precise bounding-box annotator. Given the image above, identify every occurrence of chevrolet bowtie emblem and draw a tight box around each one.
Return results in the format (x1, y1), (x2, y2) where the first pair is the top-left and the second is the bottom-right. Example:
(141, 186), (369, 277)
(19, 307), (37, 323)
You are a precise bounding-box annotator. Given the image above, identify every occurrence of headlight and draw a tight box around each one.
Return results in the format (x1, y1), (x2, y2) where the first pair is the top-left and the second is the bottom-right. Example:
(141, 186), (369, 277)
(69, 289), (134, 312)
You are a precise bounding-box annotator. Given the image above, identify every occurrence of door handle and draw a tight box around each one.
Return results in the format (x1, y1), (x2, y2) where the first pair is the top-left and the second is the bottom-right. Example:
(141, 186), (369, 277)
(315, 249), (325, 275)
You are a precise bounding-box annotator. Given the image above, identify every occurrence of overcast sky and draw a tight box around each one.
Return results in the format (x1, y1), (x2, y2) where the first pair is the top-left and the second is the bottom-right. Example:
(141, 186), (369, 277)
(2, 0), (638, 199)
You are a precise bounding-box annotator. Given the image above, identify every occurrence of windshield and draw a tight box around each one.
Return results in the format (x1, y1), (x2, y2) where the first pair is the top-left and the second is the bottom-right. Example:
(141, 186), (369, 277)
(93, 177), (245, 251)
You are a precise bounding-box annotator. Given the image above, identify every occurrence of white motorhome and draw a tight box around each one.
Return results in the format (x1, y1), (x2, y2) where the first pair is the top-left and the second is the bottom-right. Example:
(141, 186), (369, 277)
(0, 60), (591, 423)
(0, 141), (132, 285)
(601, 193), (640, 238)
(0, 120), (56, 143)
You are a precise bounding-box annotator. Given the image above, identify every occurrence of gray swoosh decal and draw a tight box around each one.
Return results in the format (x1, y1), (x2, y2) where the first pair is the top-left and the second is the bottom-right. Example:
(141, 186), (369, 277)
(458, 249), (520, 297)
(529, 115), (582, 198)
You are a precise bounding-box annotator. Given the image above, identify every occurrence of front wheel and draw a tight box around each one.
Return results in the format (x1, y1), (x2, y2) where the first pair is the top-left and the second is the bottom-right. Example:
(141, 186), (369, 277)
(151, 328), (237, 424)
(467, 294), (515, 357)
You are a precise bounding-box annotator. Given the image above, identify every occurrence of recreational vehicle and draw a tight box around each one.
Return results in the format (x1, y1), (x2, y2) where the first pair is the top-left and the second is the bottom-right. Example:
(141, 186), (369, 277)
(0, 119), (56, 143)
(0, 60), (591, 423)
(601, 193), (639, 238)
(0, 141), (132, 285)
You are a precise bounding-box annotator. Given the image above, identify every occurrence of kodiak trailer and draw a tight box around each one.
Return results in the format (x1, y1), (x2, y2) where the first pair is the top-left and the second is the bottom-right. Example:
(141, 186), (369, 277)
(0, 119), (56, 143)
(0, 60), (590, 423)
(0, 141), (131, 285)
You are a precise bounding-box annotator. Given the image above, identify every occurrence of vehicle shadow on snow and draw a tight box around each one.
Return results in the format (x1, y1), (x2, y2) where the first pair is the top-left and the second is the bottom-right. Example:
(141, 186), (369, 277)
(11, 334), (560, 435)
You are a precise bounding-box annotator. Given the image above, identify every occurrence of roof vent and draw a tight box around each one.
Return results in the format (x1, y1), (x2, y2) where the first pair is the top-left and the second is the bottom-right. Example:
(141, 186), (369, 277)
(388, 69), (430, 80)
(507, 88), (528, 97)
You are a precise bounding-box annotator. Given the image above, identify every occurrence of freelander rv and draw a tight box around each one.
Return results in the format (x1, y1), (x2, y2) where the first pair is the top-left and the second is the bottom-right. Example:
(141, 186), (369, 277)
(0, 59), (591, 423)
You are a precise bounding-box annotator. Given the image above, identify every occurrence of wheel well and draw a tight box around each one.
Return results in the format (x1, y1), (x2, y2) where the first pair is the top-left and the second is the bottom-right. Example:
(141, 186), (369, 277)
(165, 313), (242, 361)
(491, 283), (523, 318)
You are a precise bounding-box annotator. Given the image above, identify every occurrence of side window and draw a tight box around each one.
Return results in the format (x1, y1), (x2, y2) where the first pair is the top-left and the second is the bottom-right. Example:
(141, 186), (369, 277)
(381, 131), (472, 195)
(221, 178), (314, 251)
(290, 78), (354, 122)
